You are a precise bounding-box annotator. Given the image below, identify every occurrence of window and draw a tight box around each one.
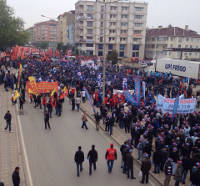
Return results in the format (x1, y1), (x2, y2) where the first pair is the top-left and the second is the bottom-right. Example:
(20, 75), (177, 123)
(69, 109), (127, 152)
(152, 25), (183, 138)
(87, 5), (93, 12)
(100, 37), (103, 42)
(134, 15), (144, 19)
(119, 51), (124, 57)
(108, 44), (113, 50)
(110, 14), (117, 19)
(132, 52), (139, 57)
(109, 30), (115, 34)
(121, 22), (128, 26)
(101, 14), (104, 19)
(133, 38), (142, 42)
(100, 29), (104, 35)
(135, 7), (144, 11)
(98, 44), (103, 49)
(87, 21), (93, 27)
(86, 43), (93, 47)
(170, 37), (174, 41)
(190, 45), (193, 48)
(121, 6), (129, 11)
(185, 45), (188, 48)
(178, 44), (181, 48)
(120, 44), (125, 50)
(135, 23), (143, 27)
(87, 29), (93, 34)
(87, 36), (93, 40)
(121, 14), (128, 19)
(186, 38), (189, 41)
(109, 37), (115, 41)
(132, 45), (139, 50)
(87, 14), (93, 19)
(101, 6), (104, 11)
(110, 22), (116, 26)
(120, 37), (126, 41)
(178, 37), (182, 42)
(98, 51), (103, 56)
(100, 22), (104, 27)
(134, 30), (142, 34)
(110, 6), (117, 11)
(121, 30), (127, 34)
(170, 44), (173, 48)
(79, 5), (84, 9)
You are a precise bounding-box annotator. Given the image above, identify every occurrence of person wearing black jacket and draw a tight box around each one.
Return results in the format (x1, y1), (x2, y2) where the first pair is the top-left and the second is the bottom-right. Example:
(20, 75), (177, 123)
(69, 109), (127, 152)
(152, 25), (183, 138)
(12, 167), (20, 186)
(44, 111), (51, 130)
(47, 101), (52, 118)
(153, 150), (161, 174)
(87, 145), (98, 175)
(164, 158), (173, 186)
(181, 156), (192, 184)
(74, 146), (84, 177)
(4, 110), (12, 132)
(141, 155), (151, 184)
(126, 150), (136, 179)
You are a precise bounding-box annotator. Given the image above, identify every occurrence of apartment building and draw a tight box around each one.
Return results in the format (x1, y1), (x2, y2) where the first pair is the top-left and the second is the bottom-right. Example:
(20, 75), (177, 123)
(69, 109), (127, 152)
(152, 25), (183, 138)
(57, 11), (75, 45)
(145, 25), (200, 60)
(75, 0), (148, 59)
(29, 20), (60, 47)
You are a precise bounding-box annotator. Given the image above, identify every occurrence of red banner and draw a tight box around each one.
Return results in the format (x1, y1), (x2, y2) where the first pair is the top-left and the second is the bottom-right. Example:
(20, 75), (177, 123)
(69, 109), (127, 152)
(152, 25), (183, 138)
(26, 81), (58, 94)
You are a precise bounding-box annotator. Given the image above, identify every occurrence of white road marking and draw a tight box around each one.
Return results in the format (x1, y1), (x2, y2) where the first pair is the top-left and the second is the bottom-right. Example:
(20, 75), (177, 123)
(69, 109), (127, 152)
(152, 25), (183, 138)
(16, 106), (34, 186)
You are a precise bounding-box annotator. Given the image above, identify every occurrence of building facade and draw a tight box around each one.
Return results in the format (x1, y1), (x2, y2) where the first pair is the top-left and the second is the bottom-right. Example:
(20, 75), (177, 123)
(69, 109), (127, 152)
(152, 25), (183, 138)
(75, 0), (148, 59)
(57, 11), (75, 45)
(145, 25), (200, 60)
(28, 20), (60, 48)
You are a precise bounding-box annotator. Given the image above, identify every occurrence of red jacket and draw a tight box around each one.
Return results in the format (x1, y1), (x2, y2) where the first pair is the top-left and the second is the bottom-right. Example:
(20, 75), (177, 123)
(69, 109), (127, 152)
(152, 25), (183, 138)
(105, 148), (117, 160)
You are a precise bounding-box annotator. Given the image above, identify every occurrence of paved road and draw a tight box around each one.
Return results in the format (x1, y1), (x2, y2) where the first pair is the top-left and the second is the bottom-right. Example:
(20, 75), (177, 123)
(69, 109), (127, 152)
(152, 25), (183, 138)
(19, 100), (155, 186)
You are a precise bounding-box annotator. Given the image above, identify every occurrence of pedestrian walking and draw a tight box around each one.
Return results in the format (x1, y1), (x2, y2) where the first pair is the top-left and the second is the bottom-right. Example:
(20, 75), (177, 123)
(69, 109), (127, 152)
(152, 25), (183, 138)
(94, 112), (101, 131)
(4, 110), (12, 132)
(19, 94), (24, 113)
(164, 158), (173, 186)
(47, 101), (52, 118)
(140, 154), (151, 184)
(81, 112), (88, 130)
(105, 144), (117, 173)
(126, 149), (136, 179)
(87, 145), (98, 175)
(75, 96), (81, 112)
(173, 161), (183, 186)
(72, 97), (75, 111)
(44, 111), (51, 130)
(74, 146), (84, 177)
(12, 167), (20, 186)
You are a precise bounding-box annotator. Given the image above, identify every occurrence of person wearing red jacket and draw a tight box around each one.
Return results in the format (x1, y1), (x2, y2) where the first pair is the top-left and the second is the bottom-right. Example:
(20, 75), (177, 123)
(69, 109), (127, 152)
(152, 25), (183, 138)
(105, 144), (117, 173)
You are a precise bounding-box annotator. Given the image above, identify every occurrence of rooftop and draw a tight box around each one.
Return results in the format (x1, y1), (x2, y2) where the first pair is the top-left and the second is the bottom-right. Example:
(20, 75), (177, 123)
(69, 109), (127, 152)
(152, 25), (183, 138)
(147, 26), (200, 38)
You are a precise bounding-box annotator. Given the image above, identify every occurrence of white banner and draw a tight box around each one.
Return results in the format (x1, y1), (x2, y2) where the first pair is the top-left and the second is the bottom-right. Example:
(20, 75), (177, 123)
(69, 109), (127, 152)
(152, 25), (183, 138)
(157, 95), (196, 114)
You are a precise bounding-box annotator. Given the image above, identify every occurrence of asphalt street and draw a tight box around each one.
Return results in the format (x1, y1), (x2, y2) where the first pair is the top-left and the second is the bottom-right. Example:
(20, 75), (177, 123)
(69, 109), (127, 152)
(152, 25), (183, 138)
(19, 100), (155, 186)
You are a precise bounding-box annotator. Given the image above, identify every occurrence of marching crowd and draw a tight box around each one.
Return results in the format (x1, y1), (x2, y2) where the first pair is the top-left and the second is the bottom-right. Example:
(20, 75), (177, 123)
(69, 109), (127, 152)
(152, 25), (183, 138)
(0, 55), (200, 186)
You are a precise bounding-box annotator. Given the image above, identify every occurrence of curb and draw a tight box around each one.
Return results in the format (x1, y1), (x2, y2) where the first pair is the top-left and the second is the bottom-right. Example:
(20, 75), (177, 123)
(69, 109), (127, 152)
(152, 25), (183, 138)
(80, 104), (164, 186)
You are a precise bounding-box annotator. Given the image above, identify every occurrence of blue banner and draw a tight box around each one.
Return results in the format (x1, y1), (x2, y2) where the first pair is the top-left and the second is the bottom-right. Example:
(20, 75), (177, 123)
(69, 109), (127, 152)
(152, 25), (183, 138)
(142, 81), (145, 103)
(124, 91), (137, 106)
(83, 87), (95, 113)
(172, 95), (179, 119)
(135, 78), (140, 106)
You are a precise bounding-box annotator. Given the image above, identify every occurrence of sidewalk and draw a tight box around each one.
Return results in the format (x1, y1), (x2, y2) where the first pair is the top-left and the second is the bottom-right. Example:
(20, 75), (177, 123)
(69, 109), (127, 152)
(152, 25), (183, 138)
(80, 102), (190, 186)
(0, 86), (26, 185)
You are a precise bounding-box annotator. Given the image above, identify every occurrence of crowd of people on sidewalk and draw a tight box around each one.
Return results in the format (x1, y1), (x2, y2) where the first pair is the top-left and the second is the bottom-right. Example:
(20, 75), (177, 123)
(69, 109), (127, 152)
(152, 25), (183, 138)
(0, 54), (200, 186)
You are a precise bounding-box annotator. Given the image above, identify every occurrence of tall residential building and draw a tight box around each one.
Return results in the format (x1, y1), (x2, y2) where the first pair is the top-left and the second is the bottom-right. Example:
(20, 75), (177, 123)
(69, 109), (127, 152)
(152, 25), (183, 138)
(145, 25), (200, 60)
(75, 0), (148, 59)
(29, 20), (60, 48)
(58, 11), (75, 45)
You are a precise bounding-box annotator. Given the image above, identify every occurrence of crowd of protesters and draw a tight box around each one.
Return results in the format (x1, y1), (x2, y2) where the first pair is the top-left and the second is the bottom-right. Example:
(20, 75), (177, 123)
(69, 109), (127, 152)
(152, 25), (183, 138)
(0, 54), (200, 186)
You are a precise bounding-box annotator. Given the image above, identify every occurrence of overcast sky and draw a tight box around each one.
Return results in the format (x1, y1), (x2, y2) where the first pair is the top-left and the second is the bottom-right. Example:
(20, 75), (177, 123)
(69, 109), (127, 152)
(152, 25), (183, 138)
(7, 0), (200, 32)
